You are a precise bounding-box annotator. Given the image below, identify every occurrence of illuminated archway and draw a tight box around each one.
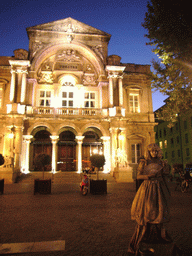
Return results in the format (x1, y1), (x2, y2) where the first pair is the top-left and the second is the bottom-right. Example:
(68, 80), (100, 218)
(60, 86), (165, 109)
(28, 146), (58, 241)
(82, 127), (103, 170)
(31, 42), (105, 78)
(30, 127), (52, 171)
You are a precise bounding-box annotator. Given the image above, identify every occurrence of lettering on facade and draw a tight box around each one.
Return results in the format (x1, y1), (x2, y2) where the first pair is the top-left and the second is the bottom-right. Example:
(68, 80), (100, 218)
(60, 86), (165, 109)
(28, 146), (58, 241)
(55, 63), (82, 71)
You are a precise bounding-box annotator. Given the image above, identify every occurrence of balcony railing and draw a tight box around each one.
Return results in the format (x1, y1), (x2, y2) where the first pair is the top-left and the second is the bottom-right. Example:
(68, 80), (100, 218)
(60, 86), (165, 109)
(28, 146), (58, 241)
(26, 106), (106, 117)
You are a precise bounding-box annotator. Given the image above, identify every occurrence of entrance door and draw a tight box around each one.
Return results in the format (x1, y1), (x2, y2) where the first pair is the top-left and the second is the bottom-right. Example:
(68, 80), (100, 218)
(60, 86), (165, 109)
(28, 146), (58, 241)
(57, 143), (76, 171)
(32, 130), (52, 172)
(57, 131), (76, 172)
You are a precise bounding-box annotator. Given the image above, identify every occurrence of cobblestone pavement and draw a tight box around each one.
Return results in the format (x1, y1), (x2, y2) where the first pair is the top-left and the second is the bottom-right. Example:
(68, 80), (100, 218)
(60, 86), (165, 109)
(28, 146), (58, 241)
(0, 173), (192, 255)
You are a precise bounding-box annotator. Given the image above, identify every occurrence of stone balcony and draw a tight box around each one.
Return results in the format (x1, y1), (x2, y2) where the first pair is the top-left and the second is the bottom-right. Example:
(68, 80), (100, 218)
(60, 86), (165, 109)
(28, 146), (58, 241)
(25, 106), (108, 118)
(6, 104), (154, 122)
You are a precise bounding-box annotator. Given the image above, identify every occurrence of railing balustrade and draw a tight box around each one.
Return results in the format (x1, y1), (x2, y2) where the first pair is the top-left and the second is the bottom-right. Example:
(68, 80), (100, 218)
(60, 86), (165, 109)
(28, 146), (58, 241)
(26, 106), (104, 117)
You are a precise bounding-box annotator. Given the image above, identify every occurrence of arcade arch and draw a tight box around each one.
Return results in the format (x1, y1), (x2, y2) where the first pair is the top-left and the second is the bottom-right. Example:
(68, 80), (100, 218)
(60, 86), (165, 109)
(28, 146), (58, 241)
(82, 128), (103, 170)
(30, 126), (52, 171)
(27, 124), (110, 173)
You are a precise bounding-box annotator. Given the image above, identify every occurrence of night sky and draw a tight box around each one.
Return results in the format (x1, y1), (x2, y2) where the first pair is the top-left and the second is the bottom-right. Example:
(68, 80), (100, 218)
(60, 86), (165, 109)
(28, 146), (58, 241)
(0, 0), (167, 110)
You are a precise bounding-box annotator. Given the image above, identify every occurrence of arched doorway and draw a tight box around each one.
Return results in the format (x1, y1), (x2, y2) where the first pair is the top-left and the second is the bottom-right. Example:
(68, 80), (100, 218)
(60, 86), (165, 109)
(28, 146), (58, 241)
(82, 129), (103, 170)
(31, 128), (52, 171)
(57, 130), (76, 172)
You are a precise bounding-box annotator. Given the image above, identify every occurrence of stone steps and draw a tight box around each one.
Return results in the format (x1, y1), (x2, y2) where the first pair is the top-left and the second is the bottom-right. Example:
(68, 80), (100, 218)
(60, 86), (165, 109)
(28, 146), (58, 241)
(17, 172), (116, 184)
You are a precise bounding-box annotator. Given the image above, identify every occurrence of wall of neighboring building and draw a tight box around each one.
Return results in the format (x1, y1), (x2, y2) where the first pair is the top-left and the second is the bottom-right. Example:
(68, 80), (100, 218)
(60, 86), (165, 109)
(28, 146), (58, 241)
(155, 110), (192, 169)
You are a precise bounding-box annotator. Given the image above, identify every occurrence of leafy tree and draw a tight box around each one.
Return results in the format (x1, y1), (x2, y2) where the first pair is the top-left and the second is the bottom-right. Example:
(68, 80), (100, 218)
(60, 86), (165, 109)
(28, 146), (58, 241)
(34, 154), (51, 179)
(143, 0), (192, 125)
(143, 0), (192, 61)
(90, 154), (105, 180)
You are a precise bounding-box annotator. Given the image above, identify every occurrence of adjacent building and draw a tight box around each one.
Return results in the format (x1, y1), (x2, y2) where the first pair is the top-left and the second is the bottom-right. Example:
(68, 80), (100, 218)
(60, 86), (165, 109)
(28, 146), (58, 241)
(0, 17), (155, 183)
(155, 108), (192, 169)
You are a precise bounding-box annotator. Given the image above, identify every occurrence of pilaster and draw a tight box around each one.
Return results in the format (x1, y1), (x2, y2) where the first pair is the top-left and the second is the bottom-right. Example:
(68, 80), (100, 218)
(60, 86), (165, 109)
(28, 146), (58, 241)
(101, 136), (110, 173)
(50, 136), (59, 173)
(22, 135), (33, 173)
(75, 136), (84, 173)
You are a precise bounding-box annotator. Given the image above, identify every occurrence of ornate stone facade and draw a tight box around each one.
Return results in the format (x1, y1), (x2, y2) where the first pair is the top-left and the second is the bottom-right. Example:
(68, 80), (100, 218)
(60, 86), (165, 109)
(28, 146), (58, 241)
(0, 17), (155, 183)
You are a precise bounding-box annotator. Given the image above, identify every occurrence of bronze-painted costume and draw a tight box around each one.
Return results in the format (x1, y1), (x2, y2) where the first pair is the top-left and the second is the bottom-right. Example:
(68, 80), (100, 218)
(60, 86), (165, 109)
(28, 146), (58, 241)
(128, 157), (172, 255)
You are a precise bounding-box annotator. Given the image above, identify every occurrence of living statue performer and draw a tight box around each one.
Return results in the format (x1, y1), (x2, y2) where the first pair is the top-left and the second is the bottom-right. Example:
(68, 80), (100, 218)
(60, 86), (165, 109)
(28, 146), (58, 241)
(128, 143), (172, 255)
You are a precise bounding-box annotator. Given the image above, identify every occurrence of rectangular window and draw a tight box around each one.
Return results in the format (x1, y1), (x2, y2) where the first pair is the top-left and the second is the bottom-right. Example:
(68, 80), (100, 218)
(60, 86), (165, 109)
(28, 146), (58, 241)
(177, 149), (181, 157)
(172, 151), (175, 158)
(84, 92), (95, 108)
(176, 136), (180, 144)
(171, 138), (174, 145)
(186, 148), (190, 157)
(39, 90), (51, 107)
(129, 94), (139, 113)
(164, 140), (167, 148)
(185, 133), (189, 144)
(131, 144), (141, 163)
(159, 141), (163, 149)
(62, 91), (74, 107)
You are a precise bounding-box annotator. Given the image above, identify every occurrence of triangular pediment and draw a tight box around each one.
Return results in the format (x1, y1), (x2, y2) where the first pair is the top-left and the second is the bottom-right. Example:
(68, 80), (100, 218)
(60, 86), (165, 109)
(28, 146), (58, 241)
(27, 17), (111, 37)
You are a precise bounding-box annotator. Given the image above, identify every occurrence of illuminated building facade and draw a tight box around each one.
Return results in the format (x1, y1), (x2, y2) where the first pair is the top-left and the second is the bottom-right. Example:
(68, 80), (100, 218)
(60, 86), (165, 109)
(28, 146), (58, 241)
(0, 18), (155, 183)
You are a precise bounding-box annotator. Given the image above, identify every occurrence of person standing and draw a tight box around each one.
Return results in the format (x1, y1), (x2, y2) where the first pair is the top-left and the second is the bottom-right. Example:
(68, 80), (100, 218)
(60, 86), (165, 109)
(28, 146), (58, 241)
(128, 143), (172, 255)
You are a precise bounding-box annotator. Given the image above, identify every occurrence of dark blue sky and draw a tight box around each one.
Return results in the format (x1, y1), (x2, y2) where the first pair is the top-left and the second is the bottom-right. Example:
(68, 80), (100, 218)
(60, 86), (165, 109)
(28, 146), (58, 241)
(0, 0), (167, 110)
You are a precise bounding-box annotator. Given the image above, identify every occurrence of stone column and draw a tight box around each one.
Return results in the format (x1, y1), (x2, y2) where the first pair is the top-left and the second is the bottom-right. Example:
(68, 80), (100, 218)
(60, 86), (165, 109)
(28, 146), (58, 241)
(119, 76), (123, 107)
(108, 75), (113, 107)
(22, 135), (33, 173)
(10, 70), (16, 102)
(50, 136), (59, 173)
(20, 70), (27, 103)
(14, 126), (24, 171)
(101, 136), (111, 173)
(75, 136), (84, 173)
(109, 128), (118, 173)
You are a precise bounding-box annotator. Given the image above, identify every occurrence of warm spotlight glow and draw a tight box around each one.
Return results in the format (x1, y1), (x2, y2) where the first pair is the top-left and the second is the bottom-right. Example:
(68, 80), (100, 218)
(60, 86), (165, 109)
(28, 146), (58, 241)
(119, 134), (124, 141)
(9, 133), (14, 139)
(59, 74), (77, 86)
(93, 149), (98, 154)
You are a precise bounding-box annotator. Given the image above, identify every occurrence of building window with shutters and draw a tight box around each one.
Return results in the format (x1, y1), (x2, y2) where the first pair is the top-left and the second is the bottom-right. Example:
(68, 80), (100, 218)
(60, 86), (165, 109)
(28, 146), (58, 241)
(39, 90), (51, 107)
(131, 143), (141, 163)
(129, 94), (140, 113)
(62, 91), (74, 107)
(84, 92), (95, 108)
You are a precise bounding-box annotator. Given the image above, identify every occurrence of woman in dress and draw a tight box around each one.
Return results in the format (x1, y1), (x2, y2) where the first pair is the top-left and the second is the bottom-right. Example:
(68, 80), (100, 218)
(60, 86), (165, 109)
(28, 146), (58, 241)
(128, 143), (172, 255)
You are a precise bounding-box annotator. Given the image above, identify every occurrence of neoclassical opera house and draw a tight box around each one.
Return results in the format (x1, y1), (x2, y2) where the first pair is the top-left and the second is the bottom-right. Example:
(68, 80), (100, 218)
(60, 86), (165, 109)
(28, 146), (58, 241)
(0, 17), (155, 183)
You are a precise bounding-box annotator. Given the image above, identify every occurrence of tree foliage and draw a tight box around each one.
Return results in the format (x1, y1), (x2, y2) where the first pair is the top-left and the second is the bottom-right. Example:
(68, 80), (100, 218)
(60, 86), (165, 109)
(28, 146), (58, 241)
(143, 0), (192, 61)
(90, 154), (105, 180)
(34, 154), (51, 179)
(90, 154), (105, 168)
(143, 0), (192, 125)
(34, 154), (51, 169)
